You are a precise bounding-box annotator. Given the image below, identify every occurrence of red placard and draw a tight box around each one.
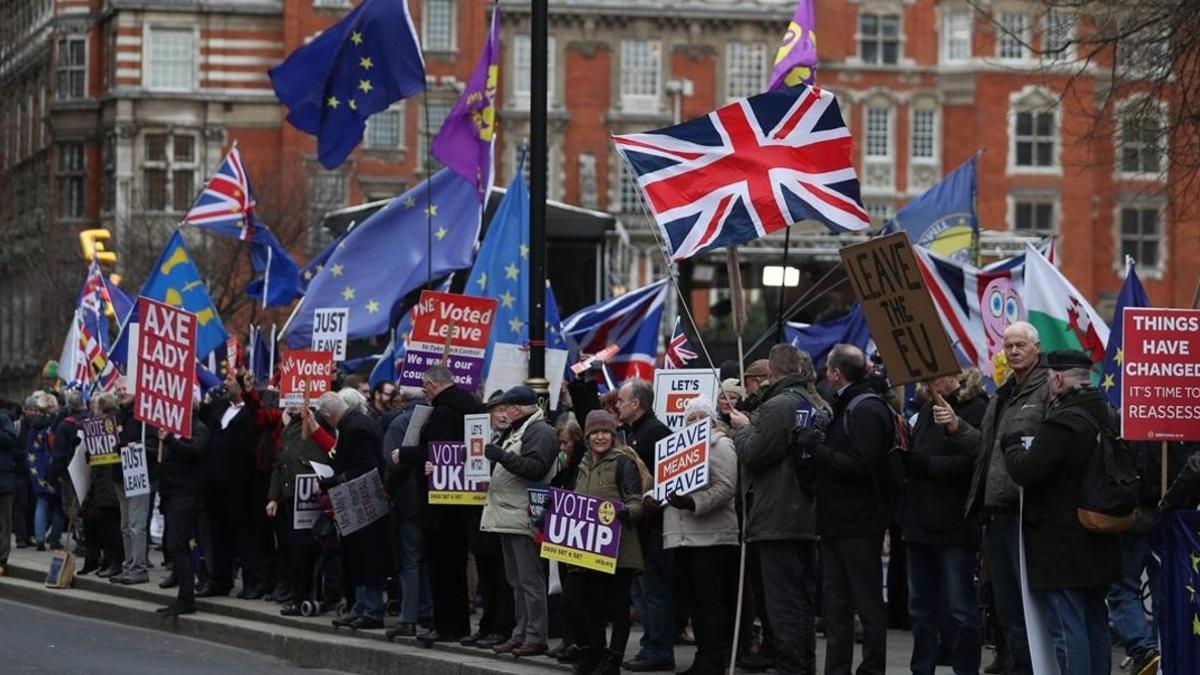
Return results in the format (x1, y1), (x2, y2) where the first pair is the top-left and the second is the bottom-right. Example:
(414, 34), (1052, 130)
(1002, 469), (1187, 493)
(408, 291), (498, 351)
(278, 350), (334, 407)
(134, 297), (197, 438)
(1121, 307), (1200, 441)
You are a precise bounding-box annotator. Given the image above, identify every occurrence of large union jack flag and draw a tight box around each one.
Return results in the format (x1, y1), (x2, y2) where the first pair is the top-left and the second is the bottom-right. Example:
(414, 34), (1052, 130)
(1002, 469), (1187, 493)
(663, 316), (698, 369)
(560, 280), (668, 384)
(184, 143), (257, 240)
(613, 85), (869, 262)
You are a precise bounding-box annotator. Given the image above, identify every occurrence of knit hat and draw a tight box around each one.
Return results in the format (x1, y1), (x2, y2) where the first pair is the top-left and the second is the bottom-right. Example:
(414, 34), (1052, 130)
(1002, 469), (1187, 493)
(720, 378), (746, 399)
(683, 395), (718, 422)
(584, 409), (618, 436)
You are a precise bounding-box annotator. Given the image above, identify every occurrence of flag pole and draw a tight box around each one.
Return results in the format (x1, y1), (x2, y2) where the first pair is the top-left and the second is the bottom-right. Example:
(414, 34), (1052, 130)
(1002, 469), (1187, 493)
(269, 323), (277, 386)
(262, 243), (271, 311)
(526, 0), (549, 404)
(423, 90), (434, 289)
(774, 225), (792, 344)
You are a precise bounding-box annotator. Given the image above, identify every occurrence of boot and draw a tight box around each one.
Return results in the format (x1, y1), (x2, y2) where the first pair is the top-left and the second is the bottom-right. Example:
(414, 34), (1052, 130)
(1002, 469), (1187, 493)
(589, 650), (621, 675)
(984, 646), (1011, 675)
(572, 647), (604, 675)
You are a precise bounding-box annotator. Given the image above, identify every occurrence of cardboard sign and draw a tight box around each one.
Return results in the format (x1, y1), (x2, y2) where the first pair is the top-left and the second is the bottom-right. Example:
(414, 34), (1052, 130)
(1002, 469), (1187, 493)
(484, 343), (569, 411)
(839, 232), (959, 386)
(133, 296), (197, 438)
(400, 291), (498, 392)
(80, 417), (121, 466)
(571, 344), (619, 375)
(652, 418), (711, 502)
(120, 442), (150, 497)
(427, 441), (488, 504)
(278, 350), (334, 407)
(540, 487), (623, 574)
(1120, 308), (1200, 441)
(652, 368), (720, 431)
(464, 413), (492, 482)
(293, 473), (323, 530)
(312, 308), (349, 361)
(327, 469), (389, 536)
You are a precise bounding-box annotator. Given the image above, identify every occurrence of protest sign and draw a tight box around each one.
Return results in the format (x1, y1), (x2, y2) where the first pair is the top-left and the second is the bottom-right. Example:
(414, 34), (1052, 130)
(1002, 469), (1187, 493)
(278, 350), (334, 408)
(652, 369), (720, 431)
(400, 291), (498, 391)
(225, 336), (239, 372)
(68, 444), (90, 504)
(1121, 308), (1200, 441)
(540, 487), (623, 574)
(485, 343), (568, 410)
(571, 344), (619, 375)
(134, 296), (197, 438)
(312, 308), (349, 361)
(464, 413), (492, 482)
(80, 416), (121, 466)
(327, 469), (389, 536)
(840, 232), (959, 386)
(427, 441), (488, 504)
(293, 473), (323, 530)
(652, 418), (711, 502)
(401, 405), (432, 447)
(528, 482), (550, 521)
(120, 442), (150, 497)
(795, 397), (815, 428)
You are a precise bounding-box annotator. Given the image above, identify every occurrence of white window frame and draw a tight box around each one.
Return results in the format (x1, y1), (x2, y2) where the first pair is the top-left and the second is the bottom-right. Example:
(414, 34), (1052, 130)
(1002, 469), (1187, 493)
(511, 34), (557, 109)
(57, 143), (85, 220)
(619, 39), (662, 114)
(1116, 97), (1168, 179)
(1008, 194), (1058, 236)
(724, 41), (768, 103)
(1041, 10), (1075, 62)
(422, 0), (456, 53)
(858, 11), (903, 66)
(909, 106), (938, 164)
(1116, 202), (1165, 276)
(997, 11), (1030, 61)
(365, 102), (406, 151)
(140, 131), (198, 213)
(56, 35), (87, 100)
(1008, 87), (1059, 174)
(865, 106), (893, 160)
(940, 9), (972, 64)
(863, 199), (894, 226)
(143, 25), (198, 92)
(312, 0), (351, 7)
(1117, 26), (1170, 79)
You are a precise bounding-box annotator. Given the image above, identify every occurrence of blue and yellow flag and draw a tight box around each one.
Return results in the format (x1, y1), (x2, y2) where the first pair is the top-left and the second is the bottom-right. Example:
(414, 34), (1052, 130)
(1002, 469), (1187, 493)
(139, 231), (229, 359)
(1100, 260), (1150, 407)
(887, 156), (979, 263)
(1151, 510), (1200, 671)
(269, 0), (425, 169)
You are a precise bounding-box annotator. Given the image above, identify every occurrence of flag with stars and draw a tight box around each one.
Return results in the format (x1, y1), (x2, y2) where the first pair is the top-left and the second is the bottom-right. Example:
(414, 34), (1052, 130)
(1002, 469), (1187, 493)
(463, 167), (567, 368)
(1100, 259), (1150, 407)
(269, 0), (425, 169)
(300, 228), (350, 291)
(885, 155), (978, 264)
(283, 168), (482, 348)
(430, 5), (499, 200)
(1151, 509), (1200, 670)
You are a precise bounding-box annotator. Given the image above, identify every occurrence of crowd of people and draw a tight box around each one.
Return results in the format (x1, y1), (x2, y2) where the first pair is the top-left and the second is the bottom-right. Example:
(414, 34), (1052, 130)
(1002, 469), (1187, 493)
(1, 321), (1198, 675)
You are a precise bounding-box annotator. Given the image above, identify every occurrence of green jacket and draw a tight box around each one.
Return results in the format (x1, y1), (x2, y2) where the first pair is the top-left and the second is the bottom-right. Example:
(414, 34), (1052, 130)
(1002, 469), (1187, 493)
(572, 448), (644, 571)
(481, 409), (557, 536)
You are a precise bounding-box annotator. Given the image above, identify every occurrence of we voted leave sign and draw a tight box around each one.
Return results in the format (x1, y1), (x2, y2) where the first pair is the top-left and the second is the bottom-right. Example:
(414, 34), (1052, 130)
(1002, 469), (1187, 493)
(427, 441), (488, 505)
(540, 487), (623, 574)
(279, 350), (334, 407)
(652, 418), (711, 503)
(401, 291), (498, 391)
(652, 369), (720, 431)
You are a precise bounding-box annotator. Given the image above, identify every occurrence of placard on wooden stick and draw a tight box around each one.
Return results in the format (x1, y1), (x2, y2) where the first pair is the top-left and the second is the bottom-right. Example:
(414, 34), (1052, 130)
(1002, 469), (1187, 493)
(839, 232), (959, 386)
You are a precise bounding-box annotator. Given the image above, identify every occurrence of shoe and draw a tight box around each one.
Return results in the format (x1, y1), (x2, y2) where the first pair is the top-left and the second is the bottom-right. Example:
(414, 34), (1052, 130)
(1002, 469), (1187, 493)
(0, 564), (5, 577)
(36, 542), (46, 552)
(108, 572), (127, 583)
(159, 574), (179, 589)
(279, 603), (301, 617)
(621, 658), (675, 672)
(348, 616), (384, 630)
(592, 650), (622, 675)
(555, 644), (581, 664)
(572, 647), (604, 675)
(78, 560), (101, 576)
(16, 540), (30, 549)
(96, 564), (123, 578)
(116, 572), (149, 585)
(476, 633), (505, 648)
(548, 642), (570, 659)
(512, 642), (548, 657)
(983, 647), (1011, 675)
(459, 631), (485, 646)
(675, 630), (695, 646)
(156, 602), (196, 617)
(386, 623), (416, 639)
(195, 584), (232, 598)
(416, 631), (459, 648)
(332, 615), (359, 629)
(1133, 649), (1161, 675)
(238, 585), (266, 600)
(491, 639), (520, 654)
(735, 653), (775, 673)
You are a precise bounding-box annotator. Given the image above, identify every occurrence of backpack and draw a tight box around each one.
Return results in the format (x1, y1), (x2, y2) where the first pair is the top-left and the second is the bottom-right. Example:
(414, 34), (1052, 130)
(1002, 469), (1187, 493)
(841, 391), (907, 500)
(1063, 409), (1140, 534)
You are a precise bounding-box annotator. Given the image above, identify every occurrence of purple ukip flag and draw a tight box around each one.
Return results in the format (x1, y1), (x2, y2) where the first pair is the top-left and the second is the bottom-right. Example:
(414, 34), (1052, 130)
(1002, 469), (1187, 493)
(767, 0), (818, 91)
(429, 6), (500, 200)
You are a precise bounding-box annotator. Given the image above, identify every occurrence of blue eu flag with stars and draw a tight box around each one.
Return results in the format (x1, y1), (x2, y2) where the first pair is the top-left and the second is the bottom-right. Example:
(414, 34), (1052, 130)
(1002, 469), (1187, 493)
(464, 168), (567, 372)
(1100, 260), (1150, 407)
(269, 0), (425, 169)
(139, 231), (229, 360)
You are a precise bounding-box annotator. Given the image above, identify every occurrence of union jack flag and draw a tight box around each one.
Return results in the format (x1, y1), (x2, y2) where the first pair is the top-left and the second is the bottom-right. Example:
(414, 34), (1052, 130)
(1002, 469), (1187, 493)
(663, 316), (698, 369)
(560, 280), (668, 384)
(184, 143), (257, 241)
(613, 85), (869, 262)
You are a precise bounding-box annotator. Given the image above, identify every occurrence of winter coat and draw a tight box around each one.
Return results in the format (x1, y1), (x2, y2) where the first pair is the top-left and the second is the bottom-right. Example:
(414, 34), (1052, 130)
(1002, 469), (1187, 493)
(1003, 386), (1122, 591)
(268, 417), (328, 505)
(902, 393), (988, 548)
(955, 366), (1051, 518)
(382, 397), (427, 521)
(397, 385), (484, 531)
(25, 414), (57, 497)
(620, 411), (673, 530)
(159, 415), (210, 501)
(0, 412), (17, 495)
(1162, 450), (1200, 511)
(663, 428), (738, 549)
(810, 379), (895, 539)
(78, 413), (122, 512)
(733, 374), (818, 542)
(572, 447), (644, 571)
(481, 408), (558, 536)
(204, 398), (262, 511)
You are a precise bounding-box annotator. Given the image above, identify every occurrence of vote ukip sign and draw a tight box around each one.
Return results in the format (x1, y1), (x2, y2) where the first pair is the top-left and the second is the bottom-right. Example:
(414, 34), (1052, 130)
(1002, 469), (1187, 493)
(540, 487), (623, 574)
(1121, 308), (1200, 441)
(427, 441), (488, 504)
(400, 291), (498, 391)
(134, 296), (196, 438)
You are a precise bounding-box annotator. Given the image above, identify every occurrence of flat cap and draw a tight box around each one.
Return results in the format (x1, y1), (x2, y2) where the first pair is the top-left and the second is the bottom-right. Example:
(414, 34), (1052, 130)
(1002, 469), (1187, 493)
(1046, 349), (1092, 371)
(495, 385), (538, 406)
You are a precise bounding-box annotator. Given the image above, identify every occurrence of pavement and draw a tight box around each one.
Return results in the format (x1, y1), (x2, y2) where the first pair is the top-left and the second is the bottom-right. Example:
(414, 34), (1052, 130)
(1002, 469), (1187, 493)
(0, 541), (1130, 673)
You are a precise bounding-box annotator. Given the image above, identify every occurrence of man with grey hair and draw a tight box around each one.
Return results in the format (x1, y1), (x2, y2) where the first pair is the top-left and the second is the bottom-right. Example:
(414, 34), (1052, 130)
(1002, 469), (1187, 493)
(934, 320), (1049, 675)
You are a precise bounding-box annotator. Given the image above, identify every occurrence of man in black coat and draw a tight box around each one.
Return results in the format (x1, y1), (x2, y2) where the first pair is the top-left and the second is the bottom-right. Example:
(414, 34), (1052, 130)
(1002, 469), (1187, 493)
(908, 373), (988, 675)
(798, 344), (894, 675)
(156, 411), (209, 616)
(0, 405), (18, 573)
(382, 386), (431, 637)
(1001, 350), (1121, 675)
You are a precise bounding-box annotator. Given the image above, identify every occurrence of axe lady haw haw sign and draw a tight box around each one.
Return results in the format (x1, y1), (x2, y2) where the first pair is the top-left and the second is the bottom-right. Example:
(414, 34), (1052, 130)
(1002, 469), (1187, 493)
(133, 296), (196, 438)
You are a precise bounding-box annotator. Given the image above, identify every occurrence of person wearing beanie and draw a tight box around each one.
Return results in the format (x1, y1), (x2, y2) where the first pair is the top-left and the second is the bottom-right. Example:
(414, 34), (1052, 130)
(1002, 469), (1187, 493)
(717, 380), (744, 426)
(563, 409), (646, 675)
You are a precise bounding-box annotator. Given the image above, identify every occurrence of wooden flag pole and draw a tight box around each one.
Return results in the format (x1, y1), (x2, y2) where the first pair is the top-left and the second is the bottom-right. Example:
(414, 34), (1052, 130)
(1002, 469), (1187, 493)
(440, 319), (456, 367)
(725, 246), (749, 675)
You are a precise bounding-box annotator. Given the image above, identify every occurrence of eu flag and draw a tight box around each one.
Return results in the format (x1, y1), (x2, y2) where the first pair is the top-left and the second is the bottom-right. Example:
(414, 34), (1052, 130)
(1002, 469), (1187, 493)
(887, 155), (978, 263)
(269, 0), (425, 169)
(463, 169), (567, 371)
(783, 304), (872, 367)
(139, 230), (229, 360)
(190, 218), (301, 308)
(1100, 260), (1150, 407)
(283, 168), (481, 348)
(1151, 510), (1200, 672)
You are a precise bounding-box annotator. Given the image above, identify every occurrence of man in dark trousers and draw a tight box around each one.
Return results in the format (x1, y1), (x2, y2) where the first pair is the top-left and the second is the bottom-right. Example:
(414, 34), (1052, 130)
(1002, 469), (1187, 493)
(615, 378), (675, 672)
(200, 370), (266, 599)
(156, 407), (210, 616)
(1000, 350), (1121, 675)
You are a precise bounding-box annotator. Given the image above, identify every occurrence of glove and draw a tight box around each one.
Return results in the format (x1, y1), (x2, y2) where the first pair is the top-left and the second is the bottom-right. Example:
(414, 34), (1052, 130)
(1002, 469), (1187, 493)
(793, 427), (824, 450)
(666, 492), (696, 512)
(615, 505), (633, 522)
(641, 495), (662, 518)
(903, 452), (929, 477)
(484, 443), (505, 462)
(1000, 432), (1026, 452)
(318, 474), (344, 492)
